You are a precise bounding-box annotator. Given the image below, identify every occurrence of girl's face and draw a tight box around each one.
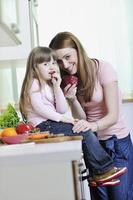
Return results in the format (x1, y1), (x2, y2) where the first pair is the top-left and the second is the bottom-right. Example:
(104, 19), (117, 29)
(37, 57), (59, 81)
(55, 48), (78, 75)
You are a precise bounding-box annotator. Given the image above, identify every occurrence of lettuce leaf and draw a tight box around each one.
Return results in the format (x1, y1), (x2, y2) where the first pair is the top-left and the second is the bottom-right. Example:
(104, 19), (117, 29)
(0, 103), (20, 128)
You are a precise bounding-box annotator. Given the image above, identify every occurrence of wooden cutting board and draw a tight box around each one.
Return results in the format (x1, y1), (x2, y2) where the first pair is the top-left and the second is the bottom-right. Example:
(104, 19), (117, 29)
(23, 135), (83, 144)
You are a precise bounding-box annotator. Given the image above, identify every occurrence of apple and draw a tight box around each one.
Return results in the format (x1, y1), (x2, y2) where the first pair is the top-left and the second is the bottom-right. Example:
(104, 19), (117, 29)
(16, 122), (34, 134)
(61, 75), (78, 88)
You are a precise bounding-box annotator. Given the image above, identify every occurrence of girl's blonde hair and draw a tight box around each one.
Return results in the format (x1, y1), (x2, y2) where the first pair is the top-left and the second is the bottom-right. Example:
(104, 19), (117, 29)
(49, 32), (99, 102)
(19, 47), (57, 121)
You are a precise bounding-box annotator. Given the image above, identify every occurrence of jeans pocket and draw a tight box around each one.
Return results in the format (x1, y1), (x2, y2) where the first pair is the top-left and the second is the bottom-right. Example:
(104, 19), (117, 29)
(101, 136), (116, 159)
(114, 136), (129, 160)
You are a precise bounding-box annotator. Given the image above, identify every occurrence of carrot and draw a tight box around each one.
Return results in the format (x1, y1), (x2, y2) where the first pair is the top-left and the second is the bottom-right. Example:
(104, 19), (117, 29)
(28, 132), (50, 140)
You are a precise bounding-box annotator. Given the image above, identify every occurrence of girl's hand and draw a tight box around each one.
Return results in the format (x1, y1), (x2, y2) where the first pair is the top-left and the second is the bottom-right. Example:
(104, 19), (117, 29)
(51, 72), (61, 87)
(61, 115), (75, 124)
(72, 119), (92, 133)
(64, 84), (77, 101)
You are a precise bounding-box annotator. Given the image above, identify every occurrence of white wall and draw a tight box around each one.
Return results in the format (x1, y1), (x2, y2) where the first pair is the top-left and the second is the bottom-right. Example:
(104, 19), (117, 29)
(123, 102), (133, 141)
(38, 0), (133, 98)
(0, 60), (26, 109)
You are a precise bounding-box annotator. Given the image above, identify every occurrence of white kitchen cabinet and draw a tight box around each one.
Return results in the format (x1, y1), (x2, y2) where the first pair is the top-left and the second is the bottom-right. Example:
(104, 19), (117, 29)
(0, 140), (82, 200)
(0, 0), (38, 60)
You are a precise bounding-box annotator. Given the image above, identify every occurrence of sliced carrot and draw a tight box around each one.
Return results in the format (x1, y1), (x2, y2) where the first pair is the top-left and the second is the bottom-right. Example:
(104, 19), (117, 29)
(28, 132), (50, 140)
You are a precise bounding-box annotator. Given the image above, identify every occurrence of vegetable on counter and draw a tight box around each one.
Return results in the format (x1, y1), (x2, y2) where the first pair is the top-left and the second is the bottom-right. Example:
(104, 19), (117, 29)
(16, 122), (34, 134)
(0, 103), (20, 128)
(28, 132), (50, 140)
(1, 127), (17, 137)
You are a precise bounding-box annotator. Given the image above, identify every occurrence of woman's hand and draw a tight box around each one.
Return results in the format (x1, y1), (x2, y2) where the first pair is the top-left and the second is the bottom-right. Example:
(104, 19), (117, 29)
(72, 119), (92, 133)
(64, 84), (77, 101)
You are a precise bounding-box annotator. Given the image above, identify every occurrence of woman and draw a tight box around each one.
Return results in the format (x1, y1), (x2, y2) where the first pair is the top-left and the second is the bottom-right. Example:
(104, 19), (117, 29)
(49, 32), (133, 200)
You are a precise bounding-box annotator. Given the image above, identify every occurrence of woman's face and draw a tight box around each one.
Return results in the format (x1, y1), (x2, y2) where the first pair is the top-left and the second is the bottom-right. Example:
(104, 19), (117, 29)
(55, 48), (78, 75)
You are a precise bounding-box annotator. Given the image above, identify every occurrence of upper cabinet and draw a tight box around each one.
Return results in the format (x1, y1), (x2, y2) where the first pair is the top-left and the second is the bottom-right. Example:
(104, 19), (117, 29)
(0, 0), (21, 46)
(0, 0), (39, 60)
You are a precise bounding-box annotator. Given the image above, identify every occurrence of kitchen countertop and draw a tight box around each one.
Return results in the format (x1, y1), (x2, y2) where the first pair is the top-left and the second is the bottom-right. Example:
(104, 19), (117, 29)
(0, 139), (82, 164)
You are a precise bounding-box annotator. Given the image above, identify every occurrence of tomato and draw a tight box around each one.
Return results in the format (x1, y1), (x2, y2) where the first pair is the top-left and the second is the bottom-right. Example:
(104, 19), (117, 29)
(61, 75), (78, 88)
(16, 122), (34, 134)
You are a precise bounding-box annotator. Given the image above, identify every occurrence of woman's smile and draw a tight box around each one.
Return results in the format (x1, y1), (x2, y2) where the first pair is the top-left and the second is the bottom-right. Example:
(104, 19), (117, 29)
(56, 48), (78, 74)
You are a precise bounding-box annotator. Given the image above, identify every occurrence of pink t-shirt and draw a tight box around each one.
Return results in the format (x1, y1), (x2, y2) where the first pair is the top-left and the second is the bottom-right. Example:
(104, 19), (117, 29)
(26, 79), (68, 126)
(80, 60), (129, 140)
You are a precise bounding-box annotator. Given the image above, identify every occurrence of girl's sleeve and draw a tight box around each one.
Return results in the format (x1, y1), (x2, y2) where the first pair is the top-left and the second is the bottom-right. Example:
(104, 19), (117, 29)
(98, 61), (118, 85)
(54, 87), (69, 113)
(29, 80), (62, 122)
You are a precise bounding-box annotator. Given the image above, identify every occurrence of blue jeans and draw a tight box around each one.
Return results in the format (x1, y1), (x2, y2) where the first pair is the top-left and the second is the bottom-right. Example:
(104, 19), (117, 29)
(36, 120), (114, 175)
(90, 134), (133, 200)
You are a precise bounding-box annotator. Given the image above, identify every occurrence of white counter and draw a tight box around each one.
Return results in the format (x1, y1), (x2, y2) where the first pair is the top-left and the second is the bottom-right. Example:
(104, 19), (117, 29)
(0, 140), (82, 200)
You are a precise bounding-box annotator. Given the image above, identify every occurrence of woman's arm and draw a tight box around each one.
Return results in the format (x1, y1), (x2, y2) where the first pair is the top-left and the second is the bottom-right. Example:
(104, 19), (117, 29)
(72, 81), (119, 133)
(69, 97), (86, 120)
(53, 86), (69, 113)
(64, 84), (86, 119)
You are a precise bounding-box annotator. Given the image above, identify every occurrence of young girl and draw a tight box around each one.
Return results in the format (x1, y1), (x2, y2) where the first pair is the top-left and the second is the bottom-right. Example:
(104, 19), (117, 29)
(19, 47), (127, 187)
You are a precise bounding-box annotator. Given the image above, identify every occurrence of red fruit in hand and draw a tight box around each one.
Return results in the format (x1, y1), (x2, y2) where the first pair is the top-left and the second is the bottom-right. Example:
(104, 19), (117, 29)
(16, 122), (34, 134)
(61, 75), (78, 88)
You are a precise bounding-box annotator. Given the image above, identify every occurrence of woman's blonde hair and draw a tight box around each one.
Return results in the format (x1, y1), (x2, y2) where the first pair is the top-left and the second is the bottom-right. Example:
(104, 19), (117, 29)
(19, 46), (57, 121)
(49, 32), (99, 102)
